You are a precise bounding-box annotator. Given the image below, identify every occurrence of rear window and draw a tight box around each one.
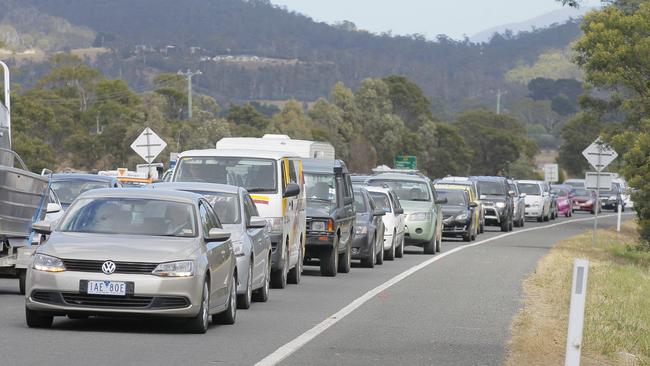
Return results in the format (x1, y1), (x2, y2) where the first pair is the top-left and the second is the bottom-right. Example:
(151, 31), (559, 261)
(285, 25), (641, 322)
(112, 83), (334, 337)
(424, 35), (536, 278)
(369, 192), (391, 213)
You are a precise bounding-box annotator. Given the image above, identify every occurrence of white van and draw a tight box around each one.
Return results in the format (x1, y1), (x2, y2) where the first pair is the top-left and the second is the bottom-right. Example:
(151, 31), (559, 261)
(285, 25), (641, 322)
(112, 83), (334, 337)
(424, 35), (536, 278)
(217, 135), (335, 160)
(172, 149), (306, 289)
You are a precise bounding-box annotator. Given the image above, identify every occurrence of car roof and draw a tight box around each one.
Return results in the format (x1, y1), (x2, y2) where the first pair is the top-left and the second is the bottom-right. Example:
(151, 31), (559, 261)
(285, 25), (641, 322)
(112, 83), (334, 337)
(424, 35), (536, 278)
(367, 173), (429, 183)
(148, 182), (242, 195)
(517, 180), (542, 185)
(179, 148), (300, 160)
(471, 176), (507, 182)
(435, 183), (471, 191)
(363, 185), (392, 195)
(302, 159), (348, 173)
(77, 188), (201, 204)
(52, 173), (115, 182)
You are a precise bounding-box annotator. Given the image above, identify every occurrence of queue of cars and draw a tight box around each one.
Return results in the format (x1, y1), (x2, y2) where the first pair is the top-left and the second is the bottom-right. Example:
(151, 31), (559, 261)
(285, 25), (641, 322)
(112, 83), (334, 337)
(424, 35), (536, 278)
(20, 134), (623, 334)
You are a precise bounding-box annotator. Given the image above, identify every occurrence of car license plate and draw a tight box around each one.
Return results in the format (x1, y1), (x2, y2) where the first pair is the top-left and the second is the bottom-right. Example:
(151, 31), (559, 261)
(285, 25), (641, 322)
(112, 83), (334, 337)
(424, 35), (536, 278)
(86, 280), (127, 296)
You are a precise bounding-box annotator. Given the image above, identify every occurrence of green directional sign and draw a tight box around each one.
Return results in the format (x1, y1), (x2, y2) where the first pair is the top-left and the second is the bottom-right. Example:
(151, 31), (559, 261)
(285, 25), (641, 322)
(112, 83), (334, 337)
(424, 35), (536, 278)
(394, 155), (417, 170)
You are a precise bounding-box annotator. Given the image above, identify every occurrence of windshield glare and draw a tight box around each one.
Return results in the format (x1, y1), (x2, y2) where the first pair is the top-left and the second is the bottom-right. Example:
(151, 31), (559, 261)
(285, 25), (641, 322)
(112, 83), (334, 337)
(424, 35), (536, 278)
(51, 181), (111, 204)
(369, 192), (391, 213)
(59, 198), (197, 237)
(305, 173), (336, 202)
(367, 180), (430, 201)
(477, 181), (505, 196)
(189, 191), (240, 225)
(518, 183), (541, 196)
(438, 190), (467, 206)
(175, 157), (277, 193)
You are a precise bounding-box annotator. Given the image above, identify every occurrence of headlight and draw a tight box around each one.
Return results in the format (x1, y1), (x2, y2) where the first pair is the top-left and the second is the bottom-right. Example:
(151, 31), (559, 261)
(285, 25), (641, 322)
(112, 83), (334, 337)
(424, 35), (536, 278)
(265, 217), (283, 233)
(232, 241), (245, 257)
(311, 221), (326, 232)
(409, 212), (431, 221)
(455, 213), (468, 221)
(152, 260), (194, 277)
(495, 202), (506, 209)
(355, 225), (368, 236)
(608, 197), (617, 201)
(585, 200), (593, 205)
(33, 254), (66, 273)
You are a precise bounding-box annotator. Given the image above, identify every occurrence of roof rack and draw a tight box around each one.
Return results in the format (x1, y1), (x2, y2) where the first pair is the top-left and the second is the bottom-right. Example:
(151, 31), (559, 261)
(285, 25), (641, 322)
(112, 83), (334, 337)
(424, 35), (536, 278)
(371, 167), (428, 179)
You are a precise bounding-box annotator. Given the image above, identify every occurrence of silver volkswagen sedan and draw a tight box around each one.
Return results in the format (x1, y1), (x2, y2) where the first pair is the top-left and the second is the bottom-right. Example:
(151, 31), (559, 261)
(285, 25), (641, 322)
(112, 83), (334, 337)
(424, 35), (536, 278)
(25, 189), (237, 334)
(149, 182), (272, 309)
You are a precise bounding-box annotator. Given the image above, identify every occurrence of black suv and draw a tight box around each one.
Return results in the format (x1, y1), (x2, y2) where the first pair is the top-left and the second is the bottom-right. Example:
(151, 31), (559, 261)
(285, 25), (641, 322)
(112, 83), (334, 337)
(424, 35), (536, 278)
(303, 159), (356, 276)
(470, 176), (514, 232)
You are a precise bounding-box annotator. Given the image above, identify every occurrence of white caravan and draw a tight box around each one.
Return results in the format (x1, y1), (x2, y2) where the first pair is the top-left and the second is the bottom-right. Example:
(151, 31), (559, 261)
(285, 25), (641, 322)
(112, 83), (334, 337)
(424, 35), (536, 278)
(217, 134), (335, 160)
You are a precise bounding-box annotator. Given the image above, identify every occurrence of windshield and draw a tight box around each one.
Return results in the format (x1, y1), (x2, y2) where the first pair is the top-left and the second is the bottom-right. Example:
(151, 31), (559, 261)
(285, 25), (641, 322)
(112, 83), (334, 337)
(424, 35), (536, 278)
(367, 179), (430, 201)
(369, 192), (391, 213)
(573, 188), (589, 196)
(51, 180), (111, 205)
(188, 191), (240, 225)
(353, 191), (368, 213)
(59, 198), (197, 237)
(175, 157), (277, 193)
(305, 173), (336, 203)
(437, 190), (467, 206)
(477, 181), (505, 196)
(518, 183), (541, 196)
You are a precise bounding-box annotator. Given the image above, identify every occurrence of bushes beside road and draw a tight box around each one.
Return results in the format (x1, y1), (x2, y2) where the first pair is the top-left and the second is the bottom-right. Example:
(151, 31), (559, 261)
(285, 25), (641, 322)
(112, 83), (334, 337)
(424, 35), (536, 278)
(506, 221), (650, 366)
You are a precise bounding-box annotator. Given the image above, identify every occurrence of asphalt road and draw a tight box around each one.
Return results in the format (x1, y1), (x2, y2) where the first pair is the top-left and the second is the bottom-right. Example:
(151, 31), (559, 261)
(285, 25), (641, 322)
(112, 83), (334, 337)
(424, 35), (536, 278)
(0, 212), (631, 366)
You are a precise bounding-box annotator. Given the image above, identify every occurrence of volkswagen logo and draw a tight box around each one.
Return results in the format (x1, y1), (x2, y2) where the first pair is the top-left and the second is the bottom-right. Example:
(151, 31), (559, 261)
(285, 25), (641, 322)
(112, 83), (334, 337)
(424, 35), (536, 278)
(102, 261), (116, 275)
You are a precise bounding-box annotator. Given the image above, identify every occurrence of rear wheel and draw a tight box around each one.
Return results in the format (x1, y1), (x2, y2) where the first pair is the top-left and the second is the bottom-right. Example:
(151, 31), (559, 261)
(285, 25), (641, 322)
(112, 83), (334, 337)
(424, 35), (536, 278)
(252, 254), (271, 303)
(271, 245), (289, 289)
(320, 238), (338, 277)
(361, 237), (376, 268)
(25, 308), (53, 329)
(213, 273), (237, 325)
(237, 263), (252, 309)
(187, 280), (210, 333)
(338, 240), (351, 273)
(287, 243), (302, 284)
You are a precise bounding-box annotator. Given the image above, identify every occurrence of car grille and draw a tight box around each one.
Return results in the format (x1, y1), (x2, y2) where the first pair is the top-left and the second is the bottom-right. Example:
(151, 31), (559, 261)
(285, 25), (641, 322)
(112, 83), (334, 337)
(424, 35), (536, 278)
(31, 291), (190, 309)
(61, 259), (158, 274)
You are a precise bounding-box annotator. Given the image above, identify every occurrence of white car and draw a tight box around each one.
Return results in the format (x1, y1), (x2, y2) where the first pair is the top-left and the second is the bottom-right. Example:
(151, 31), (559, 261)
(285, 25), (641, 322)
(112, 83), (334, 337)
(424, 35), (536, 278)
(517, 180), (551, 222)
(364, 186), (405, 260)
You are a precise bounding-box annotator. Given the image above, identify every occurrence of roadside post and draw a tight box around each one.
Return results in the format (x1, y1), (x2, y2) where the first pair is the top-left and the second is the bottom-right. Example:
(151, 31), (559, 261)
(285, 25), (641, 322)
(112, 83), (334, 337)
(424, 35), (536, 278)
(617, 204), (622, 232)
(130, 127), (168, 179)
(565, 259), (590, 366)
(582, 139), (618, 246)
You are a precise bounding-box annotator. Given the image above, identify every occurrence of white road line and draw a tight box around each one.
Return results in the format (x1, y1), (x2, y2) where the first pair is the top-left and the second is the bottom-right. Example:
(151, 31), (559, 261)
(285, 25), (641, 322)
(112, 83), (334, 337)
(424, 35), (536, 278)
(255, 213), (632, 366)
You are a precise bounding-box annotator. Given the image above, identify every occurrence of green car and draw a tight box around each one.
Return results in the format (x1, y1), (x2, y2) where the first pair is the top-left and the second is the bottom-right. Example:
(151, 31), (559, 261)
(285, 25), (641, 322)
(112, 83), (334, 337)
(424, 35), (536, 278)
(366, 172), (445, 254)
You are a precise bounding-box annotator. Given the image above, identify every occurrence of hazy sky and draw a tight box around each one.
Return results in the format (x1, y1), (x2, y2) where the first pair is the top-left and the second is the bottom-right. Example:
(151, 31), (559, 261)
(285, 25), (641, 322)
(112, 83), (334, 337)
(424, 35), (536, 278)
(270, 0), (600, 40)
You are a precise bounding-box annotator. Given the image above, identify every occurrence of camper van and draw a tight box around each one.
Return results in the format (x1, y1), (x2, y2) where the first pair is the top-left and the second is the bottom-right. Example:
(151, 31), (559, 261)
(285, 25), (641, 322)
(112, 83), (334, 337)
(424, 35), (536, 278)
(216, 134), (335, 160)
(172, 149), (306, 289)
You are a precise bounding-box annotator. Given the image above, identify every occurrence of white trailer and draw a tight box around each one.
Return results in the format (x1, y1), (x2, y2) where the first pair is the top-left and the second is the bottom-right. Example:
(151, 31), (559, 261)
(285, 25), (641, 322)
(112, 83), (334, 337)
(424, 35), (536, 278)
(216, 134), (335, 159)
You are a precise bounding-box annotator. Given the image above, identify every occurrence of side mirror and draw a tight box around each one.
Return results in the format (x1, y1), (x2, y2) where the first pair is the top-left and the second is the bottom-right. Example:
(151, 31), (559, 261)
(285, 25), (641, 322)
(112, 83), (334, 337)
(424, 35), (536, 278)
(434, 198), (448, 205)
(469, 202), (478, 208)
(283, 183), (301, 198)
(248, 216), (268, 229)
(508, 190), (516, 197)
(519, 193), (527, 198)
(344, 197), (354, 206)
(47, 203), (62, 214)
(394, 208), (404, 215)
(480, 194), (487, 200)
(373, 209), (386, 217)
(206, 228), (231, 242)
(32, 221), (52, 235)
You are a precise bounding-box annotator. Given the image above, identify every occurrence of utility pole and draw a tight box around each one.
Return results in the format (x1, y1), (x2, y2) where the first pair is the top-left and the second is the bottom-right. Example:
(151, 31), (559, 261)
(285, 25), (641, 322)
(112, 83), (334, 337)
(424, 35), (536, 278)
(1, 60), (11, 149)
(496, 88), (502, 115)
(177, 69), (202, 120)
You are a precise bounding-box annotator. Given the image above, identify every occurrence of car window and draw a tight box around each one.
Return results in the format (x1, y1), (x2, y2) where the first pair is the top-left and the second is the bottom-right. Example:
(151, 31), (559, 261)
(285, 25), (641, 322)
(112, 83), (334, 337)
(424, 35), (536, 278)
(189, 191), (240, 225)
(175, 157), (277, 193)
(477, 181), (506, 196)
(288, 159), (298, 184)
(199, 202), (220, 235)
(243, 194), (260, 222)
(51, 180), (112, 205)
(353, 190), (368, 213)
(344, 174), (353, 200)
(305, 173), (336, 203)
(437, 190), (467, 206)
(518, 183), (541, 196)
(369, 192), (391, 213)
(390, 191), (401, 210)
(367, 179), (431, 201)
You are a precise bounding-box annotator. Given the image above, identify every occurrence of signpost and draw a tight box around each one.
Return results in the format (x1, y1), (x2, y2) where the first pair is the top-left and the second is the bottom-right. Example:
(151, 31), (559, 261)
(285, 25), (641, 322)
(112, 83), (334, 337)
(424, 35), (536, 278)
(544, 164), (559, 183)
(130, 127), (167, 178)
(581, 138), (618, 247)
(394, 155), (417, 170)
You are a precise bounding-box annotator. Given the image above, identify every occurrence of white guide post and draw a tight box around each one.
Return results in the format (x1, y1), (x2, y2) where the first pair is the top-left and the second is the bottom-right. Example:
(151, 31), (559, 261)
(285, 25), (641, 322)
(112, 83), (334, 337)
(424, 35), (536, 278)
(565, 259), (589, 366)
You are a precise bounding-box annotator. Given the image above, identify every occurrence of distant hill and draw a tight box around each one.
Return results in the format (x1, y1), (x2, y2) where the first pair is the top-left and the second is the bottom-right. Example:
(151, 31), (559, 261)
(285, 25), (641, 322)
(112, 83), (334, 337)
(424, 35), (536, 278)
(2, 0), (583, 113)
(471, 7), (592, 43)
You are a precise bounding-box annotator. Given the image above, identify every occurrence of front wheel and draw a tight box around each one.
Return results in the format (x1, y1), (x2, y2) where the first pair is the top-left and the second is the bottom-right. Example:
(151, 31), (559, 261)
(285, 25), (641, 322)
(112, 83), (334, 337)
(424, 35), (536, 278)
(271, 246), (289, 289)
(237, 263), (252, 309)
(25, 308), (53, 329)
(361, 238), (376, 268)
(187, 280), (210, 333)
(213, 274), (237, 325)
(253, 254), (271, 303)
(385, 234), (396, 260)
(423, 235), (435, 254)
(395, 236), (404, 258)
(320, 239), (338, 277)
(375, 235), (385, 265)
(287, 244), (302, 284)
(338, 240), (351, 273)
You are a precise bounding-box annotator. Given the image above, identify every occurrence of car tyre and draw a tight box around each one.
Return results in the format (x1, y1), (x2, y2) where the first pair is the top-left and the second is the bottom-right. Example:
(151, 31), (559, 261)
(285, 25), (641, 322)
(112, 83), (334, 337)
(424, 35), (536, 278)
(462, 232), (471, 242)
(18, 269), (26, 295)
(361, 237), (376, 268)
(338, 240), (351, 273)
(252, 254), (271, 303)
(385, 232), (396, 260)
(508, 217), (514, 231)
(376, 235), (385, 265)
(320, 238), (338, 277)
(288, 243), (302, 284)
(237, 263), (252, 309)
(187, 280), (210, 333)
(25, 308), (53, 329)
(423, 235), (435, 254)
(271, 245), (289, 288)
(501, 218), (509, 232)
(213, 274), (237, 325)
(395, 237), (404, 258)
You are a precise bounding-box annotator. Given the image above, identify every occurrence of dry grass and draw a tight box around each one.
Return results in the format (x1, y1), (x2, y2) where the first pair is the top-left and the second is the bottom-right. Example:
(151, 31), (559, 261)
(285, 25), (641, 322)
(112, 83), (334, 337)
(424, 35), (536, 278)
(506, 221), (650, 366)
